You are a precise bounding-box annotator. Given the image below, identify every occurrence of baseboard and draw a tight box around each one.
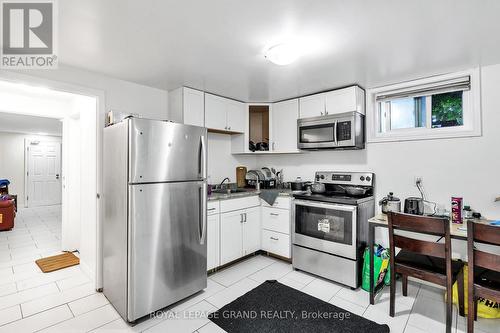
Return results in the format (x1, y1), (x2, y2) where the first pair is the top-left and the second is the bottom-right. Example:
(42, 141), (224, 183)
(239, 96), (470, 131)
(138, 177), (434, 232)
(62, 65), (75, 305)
(79, 259), (96, 289)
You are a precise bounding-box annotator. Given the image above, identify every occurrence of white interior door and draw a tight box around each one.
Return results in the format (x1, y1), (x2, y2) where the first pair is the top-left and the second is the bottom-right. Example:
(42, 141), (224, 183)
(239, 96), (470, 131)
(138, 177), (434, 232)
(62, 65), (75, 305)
(27, 140), (62, 207)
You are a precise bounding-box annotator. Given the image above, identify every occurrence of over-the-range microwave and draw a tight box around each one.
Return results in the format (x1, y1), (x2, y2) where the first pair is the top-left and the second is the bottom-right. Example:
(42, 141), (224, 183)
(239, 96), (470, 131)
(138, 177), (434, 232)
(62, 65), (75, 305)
(297, 111), (365, 150)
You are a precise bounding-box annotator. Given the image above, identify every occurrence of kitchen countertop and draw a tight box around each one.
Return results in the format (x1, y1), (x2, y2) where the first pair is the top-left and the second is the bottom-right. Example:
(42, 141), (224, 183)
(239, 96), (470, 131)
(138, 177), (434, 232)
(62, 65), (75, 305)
(208, 188), (293, 201)
(368, 213), (495, 239)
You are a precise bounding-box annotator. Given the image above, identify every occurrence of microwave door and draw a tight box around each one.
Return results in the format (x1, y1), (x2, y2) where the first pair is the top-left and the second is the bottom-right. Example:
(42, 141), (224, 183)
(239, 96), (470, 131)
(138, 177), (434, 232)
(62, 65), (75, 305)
(298, 122), (337, 149)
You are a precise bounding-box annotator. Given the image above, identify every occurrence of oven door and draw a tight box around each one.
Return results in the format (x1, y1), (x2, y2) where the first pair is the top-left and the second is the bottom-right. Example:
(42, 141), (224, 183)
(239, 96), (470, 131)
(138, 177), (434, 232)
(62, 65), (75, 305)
(293, 200), (357, 259)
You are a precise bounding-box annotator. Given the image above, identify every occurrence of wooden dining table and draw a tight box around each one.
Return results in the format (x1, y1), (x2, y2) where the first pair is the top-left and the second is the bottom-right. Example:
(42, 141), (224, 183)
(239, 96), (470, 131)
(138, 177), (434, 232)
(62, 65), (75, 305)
(367, 213), (495, 304)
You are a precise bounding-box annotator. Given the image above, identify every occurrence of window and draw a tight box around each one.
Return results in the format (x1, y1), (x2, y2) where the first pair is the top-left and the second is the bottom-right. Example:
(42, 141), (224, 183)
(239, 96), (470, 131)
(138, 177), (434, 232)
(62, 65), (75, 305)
(367, 69), (481, 142)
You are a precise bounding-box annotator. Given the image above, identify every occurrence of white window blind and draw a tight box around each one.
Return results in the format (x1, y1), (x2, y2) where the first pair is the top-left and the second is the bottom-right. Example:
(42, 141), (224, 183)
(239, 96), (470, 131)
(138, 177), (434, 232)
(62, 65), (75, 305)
(375, 76), (470, 102)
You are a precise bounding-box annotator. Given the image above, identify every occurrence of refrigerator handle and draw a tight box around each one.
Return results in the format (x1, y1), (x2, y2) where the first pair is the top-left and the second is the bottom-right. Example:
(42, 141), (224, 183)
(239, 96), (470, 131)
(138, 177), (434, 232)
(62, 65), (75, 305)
(200, 135), (207, 179)
(199, 182), (207, 245)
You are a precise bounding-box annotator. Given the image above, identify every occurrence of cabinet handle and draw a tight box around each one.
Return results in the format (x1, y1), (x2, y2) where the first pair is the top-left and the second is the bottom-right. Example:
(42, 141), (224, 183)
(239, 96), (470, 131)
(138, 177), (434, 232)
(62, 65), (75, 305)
(208, 208), (216, 211)
(228, 126), (231, 130)
(272, 142), (276, 151)
(244, 213), (247, 222)
(240, 213), (243, 223)
(270, 237), (279, 241)
(270, 213), (279, 216)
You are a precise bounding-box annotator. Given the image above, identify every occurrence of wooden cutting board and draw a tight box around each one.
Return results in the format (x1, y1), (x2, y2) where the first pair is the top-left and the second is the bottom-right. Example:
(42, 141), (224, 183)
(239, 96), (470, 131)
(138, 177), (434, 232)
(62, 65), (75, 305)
(36, 252), (80, 273)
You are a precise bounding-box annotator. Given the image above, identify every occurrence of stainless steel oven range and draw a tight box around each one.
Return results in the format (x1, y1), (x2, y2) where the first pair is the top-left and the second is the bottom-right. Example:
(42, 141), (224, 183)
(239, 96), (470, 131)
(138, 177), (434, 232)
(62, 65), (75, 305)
(292, 171), (375, 288)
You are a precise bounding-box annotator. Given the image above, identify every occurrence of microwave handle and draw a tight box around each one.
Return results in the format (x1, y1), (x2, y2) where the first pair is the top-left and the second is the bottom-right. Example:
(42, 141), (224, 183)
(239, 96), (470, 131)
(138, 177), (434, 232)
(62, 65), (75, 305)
(333, 120), (338, 146)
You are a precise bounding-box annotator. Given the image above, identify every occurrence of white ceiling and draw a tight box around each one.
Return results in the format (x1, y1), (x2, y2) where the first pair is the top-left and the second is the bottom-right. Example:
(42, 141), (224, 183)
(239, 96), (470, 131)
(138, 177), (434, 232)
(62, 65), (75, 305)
(58, 0), (500, 101)
(0, 112), (62, 136)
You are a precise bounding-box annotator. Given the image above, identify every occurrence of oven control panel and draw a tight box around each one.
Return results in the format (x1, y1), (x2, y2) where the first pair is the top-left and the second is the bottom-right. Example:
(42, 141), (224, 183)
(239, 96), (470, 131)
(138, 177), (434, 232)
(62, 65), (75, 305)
(315, 171), (374, 186)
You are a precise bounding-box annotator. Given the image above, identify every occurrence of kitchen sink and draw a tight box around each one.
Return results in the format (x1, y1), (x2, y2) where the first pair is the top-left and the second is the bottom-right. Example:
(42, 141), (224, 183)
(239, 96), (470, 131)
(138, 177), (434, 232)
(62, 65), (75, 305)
(211, 188), (249, 194)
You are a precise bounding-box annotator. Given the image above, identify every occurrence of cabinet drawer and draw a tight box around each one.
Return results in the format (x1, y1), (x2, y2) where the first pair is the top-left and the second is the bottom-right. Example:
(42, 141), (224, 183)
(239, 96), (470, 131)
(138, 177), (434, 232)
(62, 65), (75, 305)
(220, 196), (260, 213)
(207, 201), (220, 216)
(261, 207), (290, 234)
(261, 230), (290, 258)
(261, 197), (291, 210)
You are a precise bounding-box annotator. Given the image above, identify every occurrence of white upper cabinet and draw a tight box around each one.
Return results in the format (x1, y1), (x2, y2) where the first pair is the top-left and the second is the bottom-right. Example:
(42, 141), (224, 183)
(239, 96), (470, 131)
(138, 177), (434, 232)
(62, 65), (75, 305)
(205, 93), (245, 133)
(168, 87), (205, 127)
(299, 93), (326, 118)
(271, 99), (299, 152)
(226, 99), (246, 133)
(325, 86), (365, 115)
(299, 86), (365, 119)
(205, 94), (227, 131)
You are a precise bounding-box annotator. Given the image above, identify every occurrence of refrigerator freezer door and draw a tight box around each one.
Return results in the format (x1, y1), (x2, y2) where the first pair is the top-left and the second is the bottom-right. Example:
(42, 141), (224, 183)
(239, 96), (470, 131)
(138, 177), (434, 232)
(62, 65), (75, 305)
(129, 118), (207, 183)
(127, 181), (207, 321)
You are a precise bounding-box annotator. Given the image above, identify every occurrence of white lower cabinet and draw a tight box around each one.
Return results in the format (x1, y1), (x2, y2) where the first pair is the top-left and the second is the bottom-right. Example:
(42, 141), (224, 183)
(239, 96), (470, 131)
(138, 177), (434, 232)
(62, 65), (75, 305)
(220, 210), (245, 265)
(261, 230), (291, 258)
(207, 201), (220, 271)
(207, 213), (220, 271)
(260, 198), (291, 259)
(242, 207), (261, 255)
(212, 195), (292, 269)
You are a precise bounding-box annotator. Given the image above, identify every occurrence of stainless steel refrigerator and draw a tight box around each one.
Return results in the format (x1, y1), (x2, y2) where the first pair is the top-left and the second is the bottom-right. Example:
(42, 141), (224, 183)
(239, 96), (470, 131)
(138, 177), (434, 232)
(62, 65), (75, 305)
(103, 117), (207, 322)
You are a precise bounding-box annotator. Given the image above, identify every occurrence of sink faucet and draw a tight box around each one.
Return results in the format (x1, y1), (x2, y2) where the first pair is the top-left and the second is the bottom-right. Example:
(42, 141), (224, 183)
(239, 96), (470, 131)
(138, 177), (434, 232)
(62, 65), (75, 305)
(219, 177), (230, 188)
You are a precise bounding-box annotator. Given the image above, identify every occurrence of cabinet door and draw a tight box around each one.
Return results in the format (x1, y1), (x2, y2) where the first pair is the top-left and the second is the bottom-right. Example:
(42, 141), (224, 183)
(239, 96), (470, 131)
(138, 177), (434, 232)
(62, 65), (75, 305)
(205, 94), (227, 131)
(325, 86), (358, 115)
(242, 207), (261, 255)
(220, 211), (243, 265)
(183, 88), (205, 127)
(226, 99), (246, 133)
(207, 214), (220, 270)
(272, 99), (299, 152)
(299, 93), (326, 119)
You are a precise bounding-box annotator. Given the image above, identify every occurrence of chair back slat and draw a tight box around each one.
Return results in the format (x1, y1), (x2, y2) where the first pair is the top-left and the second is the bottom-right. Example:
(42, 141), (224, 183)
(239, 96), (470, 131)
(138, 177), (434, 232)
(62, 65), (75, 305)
(474, 249), (500, 272)
(394, 235), (446, 258)
(388, 212), (447, 235)
(472, 223), (500, 246)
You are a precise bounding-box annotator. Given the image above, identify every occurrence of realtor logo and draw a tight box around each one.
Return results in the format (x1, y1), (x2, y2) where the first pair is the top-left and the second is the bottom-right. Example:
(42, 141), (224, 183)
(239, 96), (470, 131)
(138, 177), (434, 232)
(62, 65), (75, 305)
(1, 0), (57, 68)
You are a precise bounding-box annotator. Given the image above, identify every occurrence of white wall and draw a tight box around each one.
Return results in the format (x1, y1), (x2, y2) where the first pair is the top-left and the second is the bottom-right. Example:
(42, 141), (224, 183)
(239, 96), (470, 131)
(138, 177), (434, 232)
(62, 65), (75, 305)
(0, 132), (61, 207)
(258, 64), (500, 221)
(207, 132), (257, 184)
(5, 65), (168, 120)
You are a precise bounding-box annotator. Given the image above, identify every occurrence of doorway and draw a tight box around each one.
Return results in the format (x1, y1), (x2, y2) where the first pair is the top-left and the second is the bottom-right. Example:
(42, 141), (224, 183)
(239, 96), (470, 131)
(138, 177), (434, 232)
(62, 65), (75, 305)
(0, 74), (104, 290)
(25, 139), (62, 207)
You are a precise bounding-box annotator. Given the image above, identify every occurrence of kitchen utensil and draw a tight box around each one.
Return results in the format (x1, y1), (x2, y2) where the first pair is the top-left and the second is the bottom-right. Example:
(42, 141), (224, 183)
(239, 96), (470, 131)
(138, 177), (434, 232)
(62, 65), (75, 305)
(291, 177), (306, 191)
(379, 192), (401, 213)
(245, 169), (265, 188)
(255, 142), (269, 151)
(404, 197), (424, 215)
(311, 182), (326, 194)
(236, 166), (247, 188)
(338, 185), (368, 196)
(249, 141), (256, 152)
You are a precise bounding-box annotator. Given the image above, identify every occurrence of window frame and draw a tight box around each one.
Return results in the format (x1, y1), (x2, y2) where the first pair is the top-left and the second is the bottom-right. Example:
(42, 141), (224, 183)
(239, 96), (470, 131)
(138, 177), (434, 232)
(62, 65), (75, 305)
(367, 69), (481, 143)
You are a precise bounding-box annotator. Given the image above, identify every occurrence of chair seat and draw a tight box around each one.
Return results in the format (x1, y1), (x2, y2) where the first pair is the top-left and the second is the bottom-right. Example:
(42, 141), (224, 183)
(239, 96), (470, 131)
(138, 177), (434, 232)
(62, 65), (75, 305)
(396, 250), (463, 278)
(475, 268), (500, 292)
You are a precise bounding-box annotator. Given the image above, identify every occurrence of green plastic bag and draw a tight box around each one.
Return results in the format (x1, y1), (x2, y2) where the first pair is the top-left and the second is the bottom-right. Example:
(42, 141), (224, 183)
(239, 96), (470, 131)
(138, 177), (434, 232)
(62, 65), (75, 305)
(361, 245), (391, 292)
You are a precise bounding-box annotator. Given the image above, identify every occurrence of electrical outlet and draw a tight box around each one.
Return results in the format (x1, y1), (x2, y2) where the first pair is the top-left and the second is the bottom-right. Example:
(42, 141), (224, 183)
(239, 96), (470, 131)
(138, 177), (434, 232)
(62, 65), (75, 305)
(414, 176), (423, 185)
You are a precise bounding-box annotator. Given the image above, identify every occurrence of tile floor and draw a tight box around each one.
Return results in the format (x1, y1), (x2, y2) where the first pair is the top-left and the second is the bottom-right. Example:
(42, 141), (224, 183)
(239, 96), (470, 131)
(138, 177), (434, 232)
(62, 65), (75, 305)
(1, 207), (498, 332)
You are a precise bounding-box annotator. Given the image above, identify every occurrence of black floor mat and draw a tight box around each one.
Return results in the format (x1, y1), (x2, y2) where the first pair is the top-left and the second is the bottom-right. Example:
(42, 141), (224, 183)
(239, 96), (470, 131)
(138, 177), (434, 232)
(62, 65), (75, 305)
(210, 280), (389, 333)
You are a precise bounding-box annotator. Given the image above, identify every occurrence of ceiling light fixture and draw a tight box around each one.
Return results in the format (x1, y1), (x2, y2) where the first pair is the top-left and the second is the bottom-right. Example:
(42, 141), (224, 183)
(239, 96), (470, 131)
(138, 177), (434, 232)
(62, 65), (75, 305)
(264, 42), (300, 66)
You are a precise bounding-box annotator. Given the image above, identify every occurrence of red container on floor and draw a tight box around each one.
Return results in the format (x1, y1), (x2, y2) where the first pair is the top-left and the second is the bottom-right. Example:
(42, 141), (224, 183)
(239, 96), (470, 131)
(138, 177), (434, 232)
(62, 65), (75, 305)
(451, 197), (463, 224)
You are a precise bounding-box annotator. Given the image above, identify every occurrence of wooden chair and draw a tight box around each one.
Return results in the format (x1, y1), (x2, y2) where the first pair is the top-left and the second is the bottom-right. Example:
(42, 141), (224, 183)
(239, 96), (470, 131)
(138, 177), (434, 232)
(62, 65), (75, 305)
(388, 212), (465, 333)
(467, 220), (500, 333)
